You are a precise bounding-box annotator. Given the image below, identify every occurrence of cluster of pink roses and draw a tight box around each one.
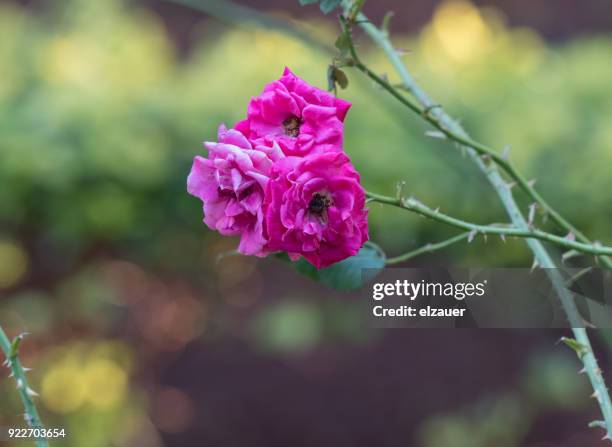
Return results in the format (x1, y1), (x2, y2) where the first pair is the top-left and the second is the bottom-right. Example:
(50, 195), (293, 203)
(187, 68), (369, 269)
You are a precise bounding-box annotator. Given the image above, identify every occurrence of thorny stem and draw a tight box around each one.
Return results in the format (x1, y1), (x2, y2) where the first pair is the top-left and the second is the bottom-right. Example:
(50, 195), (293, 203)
(366, 191), (612, 257)
(385, 232), (471, 265)
(342, 11), (612, 438)
(0, 325), (48, 447)
(338, 13), (612, 270)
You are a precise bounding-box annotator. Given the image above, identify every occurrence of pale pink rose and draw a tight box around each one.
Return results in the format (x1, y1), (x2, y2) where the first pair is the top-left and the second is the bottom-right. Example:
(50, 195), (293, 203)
(264, 151), (369, 269)
(236, 67), (351, 157)
(187, 125), (283, 256)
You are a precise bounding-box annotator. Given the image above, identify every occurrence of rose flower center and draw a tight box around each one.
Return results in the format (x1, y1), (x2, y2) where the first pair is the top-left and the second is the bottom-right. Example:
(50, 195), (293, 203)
(308, 192), (331, 216)
(282, 115), (301, 137)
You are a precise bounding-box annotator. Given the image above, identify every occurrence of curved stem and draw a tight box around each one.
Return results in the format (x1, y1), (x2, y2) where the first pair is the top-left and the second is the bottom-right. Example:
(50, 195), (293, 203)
(0, 325), (48, 447)
(367, 191), (612, 257)
(386, 232), (471, 265)
(344, 11), (612, 437)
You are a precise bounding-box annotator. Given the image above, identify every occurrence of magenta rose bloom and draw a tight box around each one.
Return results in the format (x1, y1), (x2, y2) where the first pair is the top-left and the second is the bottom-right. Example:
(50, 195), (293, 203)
(187, 125), (284, 256)
(264, 151), (369, 269)
(236, 67), (351, 157)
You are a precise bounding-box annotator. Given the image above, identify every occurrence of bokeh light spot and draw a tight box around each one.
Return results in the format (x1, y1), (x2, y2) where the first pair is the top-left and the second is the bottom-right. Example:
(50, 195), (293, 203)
(83, 358), (128, 409)
(42, 364), (87, 414)
(431, 0), (492, 63)
(0, 239), (28, 289)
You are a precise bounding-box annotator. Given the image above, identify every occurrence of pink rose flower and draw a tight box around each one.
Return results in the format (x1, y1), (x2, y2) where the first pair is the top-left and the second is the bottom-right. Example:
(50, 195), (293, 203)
(187, 125), (283, 256)
(264, 151), (369, 269)
(236, 67), (351, 157)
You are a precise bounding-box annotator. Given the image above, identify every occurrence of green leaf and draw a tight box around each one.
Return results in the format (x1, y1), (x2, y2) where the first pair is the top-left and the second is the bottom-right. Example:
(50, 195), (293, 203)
(334, 31), (351, 58)
(334, 68), (349, 89)
(327, 65), (349, 91)
(10, 332), (27, 357)
(319, 0), (342, 14)
(298, 0), (320, 5)
(293, 245), (386, 290)
(559, 337), (590, 358)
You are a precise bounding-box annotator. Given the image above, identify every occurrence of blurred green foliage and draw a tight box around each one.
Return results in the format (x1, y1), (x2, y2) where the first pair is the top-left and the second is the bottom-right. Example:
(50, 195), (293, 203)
(1, 0), (610, 277)
(0, 0), (611, 445)
(1, 0), (611, 271)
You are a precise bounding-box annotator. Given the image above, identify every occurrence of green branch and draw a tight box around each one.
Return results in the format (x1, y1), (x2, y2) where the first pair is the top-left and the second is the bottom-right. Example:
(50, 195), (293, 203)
(338, 13), (612, 270)
(0, 325), (48, 447)
(343, 10), (612, 437)
(366, 191), (612, 257)
(385, 232), (471, 265)
(164, 0), (333, 55)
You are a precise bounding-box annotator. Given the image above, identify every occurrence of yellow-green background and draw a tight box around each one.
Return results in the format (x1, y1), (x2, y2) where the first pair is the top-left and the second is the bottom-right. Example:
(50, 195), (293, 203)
(1, 0), (611, 445)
